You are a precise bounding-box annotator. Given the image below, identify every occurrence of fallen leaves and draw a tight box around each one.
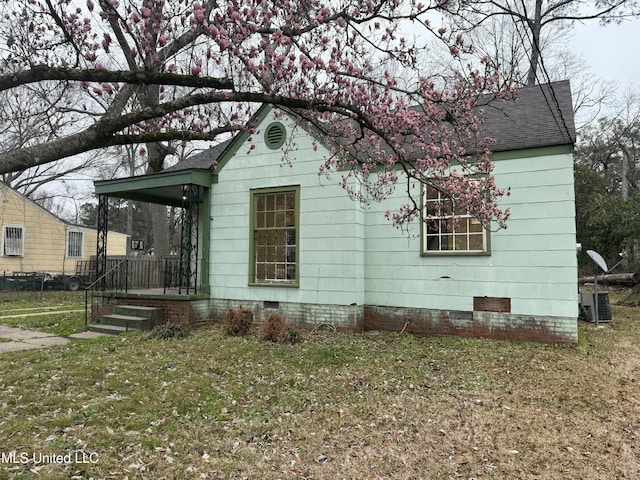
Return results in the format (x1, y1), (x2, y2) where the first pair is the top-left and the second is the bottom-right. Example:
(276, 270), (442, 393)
(0, 304), (639, 479)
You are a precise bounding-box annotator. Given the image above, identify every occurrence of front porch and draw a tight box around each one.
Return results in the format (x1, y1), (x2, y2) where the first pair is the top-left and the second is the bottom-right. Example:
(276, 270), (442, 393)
(87, 167), (216, 331)
(85, 258), (213, 333)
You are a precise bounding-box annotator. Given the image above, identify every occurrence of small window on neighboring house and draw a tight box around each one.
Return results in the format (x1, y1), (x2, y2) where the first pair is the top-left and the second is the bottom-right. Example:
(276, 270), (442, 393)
(422, 185), (488, 254)
(250, 186), (299, 285)
(3, 226), (24, 256)
(67, 231), (84, 258)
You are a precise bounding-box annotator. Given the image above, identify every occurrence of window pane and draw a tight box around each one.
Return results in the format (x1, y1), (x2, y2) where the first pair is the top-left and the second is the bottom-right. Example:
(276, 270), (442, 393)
(265, 211), (274, 228)
(468, 233), (484, 251)
(256, 263), (266, 280)
(469, 219), (483, 233)
(67, 231), (83, 257)
(440, 234), (454, 250)
(266, 194), (275, 211)
(425, 234), (439, 251)
(442, 198), (453, 215)
(442, 218), (454, 234)
(3, 226), (24, 256)
(456, 217), (470, 234)
(454, 234), (468, 251)
(265, 263), (275, 280)
(285, 193), (295, 210)
(275, 263), (287, 279)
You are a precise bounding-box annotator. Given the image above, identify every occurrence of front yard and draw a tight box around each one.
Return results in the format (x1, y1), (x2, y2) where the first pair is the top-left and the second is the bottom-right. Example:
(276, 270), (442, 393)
(0, 291), (638, 479)
(0, 291), (86, 337)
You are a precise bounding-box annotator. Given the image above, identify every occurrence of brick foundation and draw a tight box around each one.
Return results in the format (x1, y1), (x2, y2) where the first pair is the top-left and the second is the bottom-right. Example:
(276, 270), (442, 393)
(97, 294), (577, 343)
(363, 305), (577, 344)
(208, 298), (364, 331)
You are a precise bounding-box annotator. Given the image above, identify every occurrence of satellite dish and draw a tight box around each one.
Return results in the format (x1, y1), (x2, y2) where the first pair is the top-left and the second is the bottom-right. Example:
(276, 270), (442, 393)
(586, 249), (609, 273)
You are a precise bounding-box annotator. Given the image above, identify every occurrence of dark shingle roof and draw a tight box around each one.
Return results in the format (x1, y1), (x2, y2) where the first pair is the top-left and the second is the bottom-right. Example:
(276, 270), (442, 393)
(169, 81), (575, 172)
(163, 139), (233, 172)
(478, 80), (575, 152)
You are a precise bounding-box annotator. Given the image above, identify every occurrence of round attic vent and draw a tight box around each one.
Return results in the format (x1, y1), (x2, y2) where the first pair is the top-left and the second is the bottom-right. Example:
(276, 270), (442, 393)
(264, 122), (286, 149)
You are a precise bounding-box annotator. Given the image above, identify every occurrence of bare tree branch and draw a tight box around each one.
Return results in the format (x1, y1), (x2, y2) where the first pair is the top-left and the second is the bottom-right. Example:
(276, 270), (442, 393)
(0, 67), (234, 92)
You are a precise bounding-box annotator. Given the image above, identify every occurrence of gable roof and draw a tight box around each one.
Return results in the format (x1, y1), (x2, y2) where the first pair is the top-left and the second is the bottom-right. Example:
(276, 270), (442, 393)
(163, 139), (234, 173)
(0, 182), (81, 229)
(169, 81), (575, 172)
(479, 80), (575, 152)
(0, 182), (130, 234)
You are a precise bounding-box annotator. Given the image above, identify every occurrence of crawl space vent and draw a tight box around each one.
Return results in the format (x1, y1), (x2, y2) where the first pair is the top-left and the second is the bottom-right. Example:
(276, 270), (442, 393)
(265, 122), (286, 149)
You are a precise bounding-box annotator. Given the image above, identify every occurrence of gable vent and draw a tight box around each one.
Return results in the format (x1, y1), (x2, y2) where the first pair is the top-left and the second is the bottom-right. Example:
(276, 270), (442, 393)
(264, 122), (286, 149)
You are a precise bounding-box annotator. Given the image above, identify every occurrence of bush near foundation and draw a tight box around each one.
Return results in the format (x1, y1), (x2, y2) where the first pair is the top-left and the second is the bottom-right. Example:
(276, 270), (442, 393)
(224, 307), (253, 336)
(260, 313), (286, 343)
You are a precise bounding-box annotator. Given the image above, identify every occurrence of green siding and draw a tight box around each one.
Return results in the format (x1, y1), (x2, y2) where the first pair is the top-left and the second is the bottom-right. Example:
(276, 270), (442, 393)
(208, 109), (577, 322)
(363, 152), (577, 318)
(209, 109), (366, 306)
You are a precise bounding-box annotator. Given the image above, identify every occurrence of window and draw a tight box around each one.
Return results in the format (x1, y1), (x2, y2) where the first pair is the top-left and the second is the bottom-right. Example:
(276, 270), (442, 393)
(250, 187), (299, 285)
(422, 185), (487, 254)
(67, 231), (84, 258)
(2, 226), (24, 256)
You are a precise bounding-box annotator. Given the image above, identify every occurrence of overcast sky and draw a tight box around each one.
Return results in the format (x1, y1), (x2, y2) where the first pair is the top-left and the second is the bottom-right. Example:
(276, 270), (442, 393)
(571, 18), (640, 95)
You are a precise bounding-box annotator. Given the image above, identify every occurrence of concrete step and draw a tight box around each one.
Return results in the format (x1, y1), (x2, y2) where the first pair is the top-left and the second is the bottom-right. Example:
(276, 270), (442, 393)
(87, 323), (136, 335)
(100, 313), (151, 330)
(112, 305), (163, 326)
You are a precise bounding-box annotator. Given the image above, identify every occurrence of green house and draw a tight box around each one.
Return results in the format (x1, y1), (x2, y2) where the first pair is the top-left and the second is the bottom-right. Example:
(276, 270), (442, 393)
(94, 80), (578, 343)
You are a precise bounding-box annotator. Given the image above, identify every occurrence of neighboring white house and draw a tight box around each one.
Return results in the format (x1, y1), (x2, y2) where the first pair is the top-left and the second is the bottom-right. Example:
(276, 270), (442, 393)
(95, 81), (578, 343)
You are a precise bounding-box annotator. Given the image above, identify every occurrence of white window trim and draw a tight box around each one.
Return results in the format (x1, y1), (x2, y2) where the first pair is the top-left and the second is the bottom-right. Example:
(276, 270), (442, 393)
(2, 225), (25, 257)
(421, 186), (488, 255)
(66, 230), (84, 258)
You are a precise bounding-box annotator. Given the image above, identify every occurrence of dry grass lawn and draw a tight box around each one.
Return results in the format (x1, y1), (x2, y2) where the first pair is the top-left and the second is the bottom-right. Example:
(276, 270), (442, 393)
(0, 291), (639, 479)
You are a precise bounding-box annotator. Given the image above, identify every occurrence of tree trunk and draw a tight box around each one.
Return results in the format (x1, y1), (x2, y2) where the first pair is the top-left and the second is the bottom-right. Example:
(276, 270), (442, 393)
(621, 146), (631, 199)
(579, 273), (638, 285)
(525, 0), (543, 86)
(150, 203), (170, 256)
(143, 83), (172, 258)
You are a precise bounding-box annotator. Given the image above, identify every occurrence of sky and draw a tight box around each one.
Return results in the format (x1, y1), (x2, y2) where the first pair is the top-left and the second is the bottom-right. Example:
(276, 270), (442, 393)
(49, 13), (640, 219)
(571, 18), (640, 98)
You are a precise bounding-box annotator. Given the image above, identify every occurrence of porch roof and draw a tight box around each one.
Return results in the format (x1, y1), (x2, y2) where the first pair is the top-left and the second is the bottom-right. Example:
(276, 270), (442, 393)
(94, 169), (216, 207)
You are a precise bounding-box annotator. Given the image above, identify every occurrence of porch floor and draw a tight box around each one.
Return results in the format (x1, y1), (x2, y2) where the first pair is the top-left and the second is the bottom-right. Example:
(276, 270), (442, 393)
(96, 288), (209, 299)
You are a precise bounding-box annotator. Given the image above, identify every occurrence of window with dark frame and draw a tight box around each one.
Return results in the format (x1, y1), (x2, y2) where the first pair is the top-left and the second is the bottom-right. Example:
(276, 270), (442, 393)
(423, 185), (486, 253)
(2, 226), (24, 256)
(252, 188), (298, 284)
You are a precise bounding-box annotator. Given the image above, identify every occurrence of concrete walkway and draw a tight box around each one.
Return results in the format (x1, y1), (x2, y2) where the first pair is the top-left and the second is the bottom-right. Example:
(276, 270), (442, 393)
(0, 325), (107, 353)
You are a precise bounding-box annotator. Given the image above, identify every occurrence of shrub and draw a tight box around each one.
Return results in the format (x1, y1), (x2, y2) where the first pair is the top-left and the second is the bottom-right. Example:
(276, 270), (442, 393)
(282, 328), (301, 345)
(260, 313), (286, 343)
(224, 307), (253, 336)
(148, 323), (190, 340)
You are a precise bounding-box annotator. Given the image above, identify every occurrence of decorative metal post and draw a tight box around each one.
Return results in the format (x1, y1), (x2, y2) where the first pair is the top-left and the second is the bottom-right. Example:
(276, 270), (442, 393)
(179, 185), (200, 294)
(96, 194), (109, 290)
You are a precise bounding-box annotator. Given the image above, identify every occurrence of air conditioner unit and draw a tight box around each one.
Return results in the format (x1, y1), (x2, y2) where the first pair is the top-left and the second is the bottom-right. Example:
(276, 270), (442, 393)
(580, 291), (612, 323)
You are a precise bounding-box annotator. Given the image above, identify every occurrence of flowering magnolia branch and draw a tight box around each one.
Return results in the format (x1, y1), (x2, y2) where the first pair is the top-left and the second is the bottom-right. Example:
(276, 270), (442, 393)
(0, 0), (515, 229)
